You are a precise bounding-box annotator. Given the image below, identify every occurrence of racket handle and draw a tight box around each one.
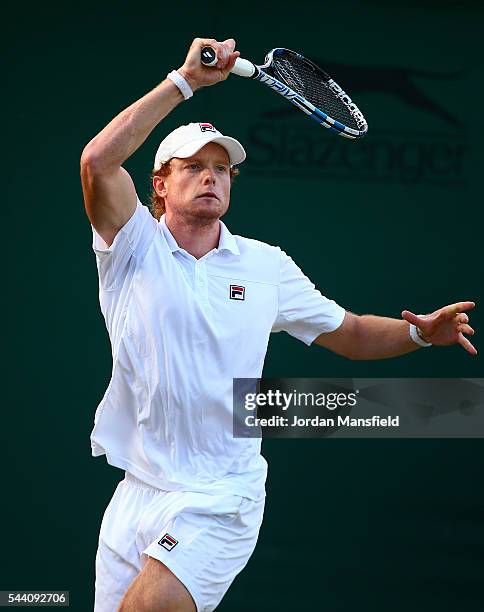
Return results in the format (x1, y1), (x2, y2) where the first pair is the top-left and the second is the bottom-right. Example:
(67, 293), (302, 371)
(231, 58), (256, 78)
(200, 46), (256, 78)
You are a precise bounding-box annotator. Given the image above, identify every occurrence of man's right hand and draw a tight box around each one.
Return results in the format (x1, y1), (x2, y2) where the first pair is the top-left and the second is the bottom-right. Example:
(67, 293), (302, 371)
(178, 38), (240, 92)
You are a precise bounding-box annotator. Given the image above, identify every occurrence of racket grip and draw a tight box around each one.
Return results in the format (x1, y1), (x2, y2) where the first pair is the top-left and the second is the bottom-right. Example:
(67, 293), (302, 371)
(200, 46), (256, 78)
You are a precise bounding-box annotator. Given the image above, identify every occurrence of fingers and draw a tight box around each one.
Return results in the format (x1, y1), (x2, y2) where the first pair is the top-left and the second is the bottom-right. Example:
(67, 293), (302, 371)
(407, 302), (475, 325)
(457, 323), (474, 335)
(216, 41), (237, 69)
(401, 310), (423, 326)
(224, 51), (240, 75)
(194, 37), (236, 69)
(216, 39), (236, 69)
(448, 301), (476, 315)
(221, 38), (236, 53)
(458, 333), (478, 355)
(181, 37), (237, 90)
(400, 306), (477, 354)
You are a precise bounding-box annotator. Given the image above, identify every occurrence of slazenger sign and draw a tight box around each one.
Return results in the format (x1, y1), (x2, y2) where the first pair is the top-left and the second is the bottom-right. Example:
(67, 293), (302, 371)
(245, 122), (469, 185)
(245, 60), (469, 185)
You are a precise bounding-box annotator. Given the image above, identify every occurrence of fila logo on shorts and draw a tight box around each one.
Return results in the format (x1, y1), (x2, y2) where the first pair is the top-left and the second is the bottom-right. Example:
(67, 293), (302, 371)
(199, 122), (216, 133)
(158, 533), (178, 551)
(230, 285), (245, 300)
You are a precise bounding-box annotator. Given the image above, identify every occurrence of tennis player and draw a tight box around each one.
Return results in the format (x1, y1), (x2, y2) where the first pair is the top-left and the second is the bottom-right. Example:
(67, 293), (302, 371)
(80, 37), (476, 612)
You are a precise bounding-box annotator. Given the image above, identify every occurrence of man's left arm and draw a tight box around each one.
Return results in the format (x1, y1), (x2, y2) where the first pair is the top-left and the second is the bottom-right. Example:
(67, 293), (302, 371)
(314, 301), (477, 359)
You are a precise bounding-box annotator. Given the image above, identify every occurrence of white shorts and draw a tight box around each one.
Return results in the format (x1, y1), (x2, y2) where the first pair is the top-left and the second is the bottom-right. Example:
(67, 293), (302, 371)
(94, 472), (265, 612)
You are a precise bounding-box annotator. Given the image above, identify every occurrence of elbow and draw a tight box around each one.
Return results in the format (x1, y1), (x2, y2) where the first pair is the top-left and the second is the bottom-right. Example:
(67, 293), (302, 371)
(80, 137), (114, 174)
(80, 146), (102, 173)
(81, 146), (121, 178)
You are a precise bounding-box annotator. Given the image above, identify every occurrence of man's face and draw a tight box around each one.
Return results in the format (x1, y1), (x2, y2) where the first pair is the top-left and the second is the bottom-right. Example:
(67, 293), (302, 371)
(155, 142), (231, 223)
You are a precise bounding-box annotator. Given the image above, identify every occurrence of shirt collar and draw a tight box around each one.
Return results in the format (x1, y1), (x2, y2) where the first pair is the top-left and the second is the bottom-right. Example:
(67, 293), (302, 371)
(159, 215), (240, 256)
(218, 220), (240, 255)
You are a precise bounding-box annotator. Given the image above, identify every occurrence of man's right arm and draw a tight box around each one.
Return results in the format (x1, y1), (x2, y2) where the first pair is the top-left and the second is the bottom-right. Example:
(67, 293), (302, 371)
(80, 83), (178, 247)
(80, 37), (239, 247)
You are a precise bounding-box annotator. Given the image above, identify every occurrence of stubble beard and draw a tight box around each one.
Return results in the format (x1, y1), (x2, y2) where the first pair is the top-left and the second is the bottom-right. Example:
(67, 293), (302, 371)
(173, 198), (228, 228)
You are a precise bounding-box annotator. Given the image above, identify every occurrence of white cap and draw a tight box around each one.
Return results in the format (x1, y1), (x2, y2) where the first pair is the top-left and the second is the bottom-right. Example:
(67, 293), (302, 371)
(153, 122), (246, 170)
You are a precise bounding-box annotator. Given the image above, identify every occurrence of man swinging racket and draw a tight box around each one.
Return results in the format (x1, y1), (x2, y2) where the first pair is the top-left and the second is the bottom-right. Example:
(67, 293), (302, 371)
(80, 37), (476, 612)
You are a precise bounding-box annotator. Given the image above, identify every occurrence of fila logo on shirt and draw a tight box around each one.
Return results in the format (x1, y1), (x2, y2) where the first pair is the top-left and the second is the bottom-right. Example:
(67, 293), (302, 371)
(199, 122), (217, 133)
(158, 533), (178, 551)
(230, 285), (245, 301)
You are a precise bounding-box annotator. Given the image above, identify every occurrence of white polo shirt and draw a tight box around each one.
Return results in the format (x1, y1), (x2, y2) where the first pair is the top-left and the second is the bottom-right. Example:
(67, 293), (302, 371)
(90, 199), (345, 501)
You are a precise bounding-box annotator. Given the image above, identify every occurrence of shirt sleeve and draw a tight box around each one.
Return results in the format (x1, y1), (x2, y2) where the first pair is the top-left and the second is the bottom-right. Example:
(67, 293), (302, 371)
(272, 249), (346, 346)
(92, 198), (158, 291)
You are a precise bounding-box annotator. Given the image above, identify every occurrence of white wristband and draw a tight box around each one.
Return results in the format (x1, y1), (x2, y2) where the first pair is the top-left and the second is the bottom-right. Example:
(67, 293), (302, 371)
(167, 70), (193, 100)
(409, 317), (432, 347)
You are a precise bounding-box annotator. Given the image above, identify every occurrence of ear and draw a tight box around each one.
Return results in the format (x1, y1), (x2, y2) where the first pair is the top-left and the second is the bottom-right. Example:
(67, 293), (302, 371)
(153, 175), (168, 198)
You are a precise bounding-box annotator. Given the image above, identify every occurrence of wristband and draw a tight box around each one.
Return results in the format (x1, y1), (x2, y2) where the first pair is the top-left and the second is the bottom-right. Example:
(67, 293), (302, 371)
(409, 317), (432, 347)
(167, 70), (193, 100)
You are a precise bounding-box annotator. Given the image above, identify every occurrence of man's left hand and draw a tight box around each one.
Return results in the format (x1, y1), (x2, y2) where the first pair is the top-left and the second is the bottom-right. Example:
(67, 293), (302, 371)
(401, 301), (477, 355)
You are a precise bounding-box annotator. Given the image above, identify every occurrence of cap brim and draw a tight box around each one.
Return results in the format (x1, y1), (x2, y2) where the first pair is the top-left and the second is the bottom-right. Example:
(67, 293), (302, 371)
(169, 134), (246, 166)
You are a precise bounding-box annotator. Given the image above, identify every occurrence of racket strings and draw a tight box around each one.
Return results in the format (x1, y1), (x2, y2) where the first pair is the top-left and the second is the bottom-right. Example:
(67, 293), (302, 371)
(272, 54), (360, 129)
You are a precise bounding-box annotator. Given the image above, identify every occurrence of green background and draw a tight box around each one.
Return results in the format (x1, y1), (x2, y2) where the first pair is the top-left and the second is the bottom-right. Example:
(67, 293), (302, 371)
(3, 0), (483, 610)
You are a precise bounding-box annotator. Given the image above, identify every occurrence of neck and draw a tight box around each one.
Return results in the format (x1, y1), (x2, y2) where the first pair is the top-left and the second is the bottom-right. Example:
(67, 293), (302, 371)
(164, 213), (221, 259)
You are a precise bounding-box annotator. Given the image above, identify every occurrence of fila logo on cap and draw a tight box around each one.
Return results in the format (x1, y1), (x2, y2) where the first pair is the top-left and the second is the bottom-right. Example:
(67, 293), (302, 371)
(199, 122), (216, 133)
(158, 533), (178, 551)
(230, 285), (245, 300)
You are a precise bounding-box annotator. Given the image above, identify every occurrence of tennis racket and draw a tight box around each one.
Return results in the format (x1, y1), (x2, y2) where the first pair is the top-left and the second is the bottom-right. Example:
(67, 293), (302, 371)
(201, 47), (368, 140)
